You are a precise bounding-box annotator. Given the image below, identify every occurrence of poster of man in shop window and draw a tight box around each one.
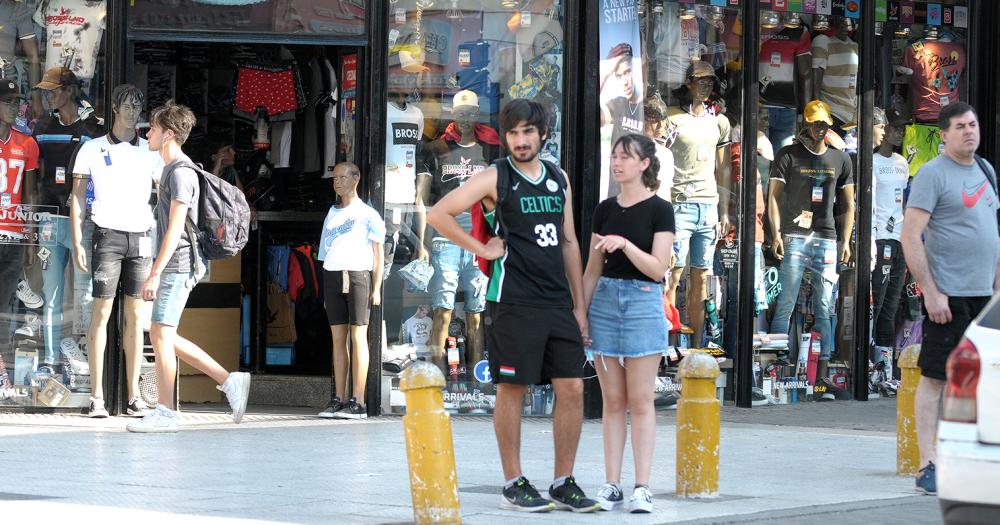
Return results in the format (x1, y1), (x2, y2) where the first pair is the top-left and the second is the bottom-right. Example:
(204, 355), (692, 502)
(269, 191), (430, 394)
(599, 0), (644, 200)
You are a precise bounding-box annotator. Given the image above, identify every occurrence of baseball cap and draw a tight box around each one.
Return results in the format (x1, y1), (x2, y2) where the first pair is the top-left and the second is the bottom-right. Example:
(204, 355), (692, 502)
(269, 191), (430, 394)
(803, 100), (834, 126)
(451, 90), (479, 112)
(885, 107), (910, 126)
(0, 79), (20, 101)
(35, 67), (78, 91)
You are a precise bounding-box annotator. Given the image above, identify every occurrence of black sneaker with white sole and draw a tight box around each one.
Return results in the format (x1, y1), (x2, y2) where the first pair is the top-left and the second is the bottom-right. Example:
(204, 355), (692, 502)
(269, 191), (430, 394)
(500, 477), (555, 513)
(318, 397), (345, 418)
(332, 397), (367, 419)
(126, 397), (152, 417)
(549, 476), (601, 513)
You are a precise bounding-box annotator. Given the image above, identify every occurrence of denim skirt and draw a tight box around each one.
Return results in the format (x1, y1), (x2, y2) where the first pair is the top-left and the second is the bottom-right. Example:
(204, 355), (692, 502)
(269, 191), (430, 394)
(588, 277), (669, 358)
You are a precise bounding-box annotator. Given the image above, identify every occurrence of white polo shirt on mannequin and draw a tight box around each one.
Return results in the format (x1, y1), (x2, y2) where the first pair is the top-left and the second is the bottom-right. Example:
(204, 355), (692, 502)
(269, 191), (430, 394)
(71, 132), (162, 232)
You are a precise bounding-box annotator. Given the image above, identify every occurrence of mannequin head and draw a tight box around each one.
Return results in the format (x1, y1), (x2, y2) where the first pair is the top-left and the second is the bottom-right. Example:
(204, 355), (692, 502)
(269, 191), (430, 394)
(802, 100), (833, 146)
(643, 95), (668, 141)
(610, 134), (660, 193)
(36, 67), (79, 113)
(684, 61), (717, 104)
(837, 17), (855, 39)
(111, 84), (145, 130)
(500, 99), (548, 163)
(332, 162), (361, 198)
(0, 80), (20, 128)
(451, 90), (479, 139)
(872, 107), (887, 147)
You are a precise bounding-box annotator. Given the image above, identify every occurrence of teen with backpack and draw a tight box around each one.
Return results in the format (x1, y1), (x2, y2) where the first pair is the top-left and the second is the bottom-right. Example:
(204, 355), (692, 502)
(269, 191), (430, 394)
(127, 101), (250, 433)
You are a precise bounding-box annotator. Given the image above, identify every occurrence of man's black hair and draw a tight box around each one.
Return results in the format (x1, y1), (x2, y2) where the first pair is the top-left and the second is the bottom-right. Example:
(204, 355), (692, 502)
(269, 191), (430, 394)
(938, 101), (977, 130)
(499, 99), (549, 149)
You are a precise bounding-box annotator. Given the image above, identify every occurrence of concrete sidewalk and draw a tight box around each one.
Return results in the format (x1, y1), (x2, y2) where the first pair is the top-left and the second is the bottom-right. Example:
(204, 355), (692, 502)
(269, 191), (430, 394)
(0, 399), (936, 524)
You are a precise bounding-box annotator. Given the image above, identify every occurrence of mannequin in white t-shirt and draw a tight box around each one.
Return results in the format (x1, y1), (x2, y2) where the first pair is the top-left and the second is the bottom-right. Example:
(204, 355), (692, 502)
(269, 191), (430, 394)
(384, 92), (426, 274)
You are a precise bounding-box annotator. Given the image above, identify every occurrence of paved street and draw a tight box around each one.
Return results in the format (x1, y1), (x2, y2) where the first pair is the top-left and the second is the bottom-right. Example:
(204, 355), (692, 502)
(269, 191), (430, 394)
(0, 399), (942, 524)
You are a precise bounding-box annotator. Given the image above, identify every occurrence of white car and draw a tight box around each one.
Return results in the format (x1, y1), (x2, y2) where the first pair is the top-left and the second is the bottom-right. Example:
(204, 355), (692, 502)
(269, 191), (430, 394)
(938, 292), (1000, 524)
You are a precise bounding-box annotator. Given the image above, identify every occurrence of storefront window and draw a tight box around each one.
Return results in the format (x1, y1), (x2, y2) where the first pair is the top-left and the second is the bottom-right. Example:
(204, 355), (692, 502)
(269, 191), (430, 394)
(754, 7), (864, 404)
(2, 0), (108, 409)
(618, 1), (743, 409)
(382, 0), (565, 416)
(867, 2), (971, 398)
(129, 0), (365, 37)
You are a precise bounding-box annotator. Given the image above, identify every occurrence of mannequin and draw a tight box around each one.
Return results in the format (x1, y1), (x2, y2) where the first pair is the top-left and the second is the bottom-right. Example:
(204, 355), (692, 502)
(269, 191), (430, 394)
(0, 0), (42, 117)
(665, 61), (732, 347)
(385, 92), (426, 269)
(33, 67), (104, 371)
(0, 80), (39, 362)
(70, 85), (161, 417)
(759, 14), (813, 149)
(870, 108), (909, 385)
(767, 100), (855, 384)
(415, 90), (496, 372)
(812, 18), (859, 134)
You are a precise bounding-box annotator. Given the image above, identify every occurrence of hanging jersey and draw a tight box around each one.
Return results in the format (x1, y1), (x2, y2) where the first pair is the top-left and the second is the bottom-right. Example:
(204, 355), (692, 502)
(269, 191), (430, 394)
(485, 157), (572, 308)
(0, 129), (40, 237)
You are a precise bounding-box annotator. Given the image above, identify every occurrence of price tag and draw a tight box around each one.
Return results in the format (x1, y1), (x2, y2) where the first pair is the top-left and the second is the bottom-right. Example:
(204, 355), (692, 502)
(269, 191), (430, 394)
(697, 144), (711, 162)
(458, 49), (471, 66)
(55, 166), (66, 185)
(40, 222), (53, 242)
(1, 193), (10, 208)
(849, 73), (857, 90)
(521, 11), (532, 26)
(811, 186), (824, 203)
(895, 187), (903, 204)
(793, 211), (813, 229)
(139, 236), (152, 258)
(342, 271), (350, 294)
(884, 244), (892, 259)
(824, 248), (836, 264)
(940, 95), (950, 107)
(392, 206), (402, 225)
(770, 51), (782, 68)
(37, 246), (51, 261)
(394, 7), (406, 24)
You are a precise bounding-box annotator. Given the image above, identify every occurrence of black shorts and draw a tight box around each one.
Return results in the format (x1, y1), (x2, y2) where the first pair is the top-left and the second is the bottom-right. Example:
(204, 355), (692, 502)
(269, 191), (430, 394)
(92, 227), (152, 299)
(323, 270), (372, 326)
(485, 302), (586, 385)
(919, 296), (991, 380)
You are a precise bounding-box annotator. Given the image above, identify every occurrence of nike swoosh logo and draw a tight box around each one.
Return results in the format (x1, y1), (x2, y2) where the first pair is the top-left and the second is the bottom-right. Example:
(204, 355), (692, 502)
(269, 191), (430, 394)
(512, 182), (520, 191)
(962, 181), (988, 208)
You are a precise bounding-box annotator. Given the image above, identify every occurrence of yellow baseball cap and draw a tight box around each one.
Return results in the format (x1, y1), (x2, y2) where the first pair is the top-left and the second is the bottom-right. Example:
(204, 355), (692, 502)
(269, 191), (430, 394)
(803, 100), (834, 126)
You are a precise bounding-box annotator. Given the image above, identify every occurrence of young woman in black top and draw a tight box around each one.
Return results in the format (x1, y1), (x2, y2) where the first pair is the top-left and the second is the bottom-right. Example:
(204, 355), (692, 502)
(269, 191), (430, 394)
(583, 134), (674, 513)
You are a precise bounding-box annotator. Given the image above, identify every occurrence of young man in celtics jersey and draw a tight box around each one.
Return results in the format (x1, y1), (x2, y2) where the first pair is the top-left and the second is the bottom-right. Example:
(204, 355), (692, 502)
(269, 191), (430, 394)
(429, 99), (600, 513)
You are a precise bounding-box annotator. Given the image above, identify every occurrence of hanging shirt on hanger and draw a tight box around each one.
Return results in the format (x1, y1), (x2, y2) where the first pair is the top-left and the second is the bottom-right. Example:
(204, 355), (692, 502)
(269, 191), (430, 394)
(904, 40), (966, 123)
(322, 57), (339, 179)
(34, 0), (107, 80)
(385, 101), (424, 205)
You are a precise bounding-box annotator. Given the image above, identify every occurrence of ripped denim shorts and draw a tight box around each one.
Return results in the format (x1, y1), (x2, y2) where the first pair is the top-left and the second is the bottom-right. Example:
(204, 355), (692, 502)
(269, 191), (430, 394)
(587, 277), (669, 359)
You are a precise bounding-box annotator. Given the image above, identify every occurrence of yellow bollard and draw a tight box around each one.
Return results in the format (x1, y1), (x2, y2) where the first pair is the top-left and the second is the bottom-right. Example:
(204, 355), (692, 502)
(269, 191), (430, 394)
(399, 361), (462, 524)
(676, 351), (721, 498)
(897, 344), (922, 476)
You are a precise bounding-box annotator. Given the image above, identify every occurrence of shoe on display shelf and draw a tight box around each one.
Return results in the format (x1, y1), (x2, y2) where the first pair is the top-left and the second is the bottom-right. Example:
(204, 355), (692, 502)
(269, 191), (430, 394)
(59, 338), (89, 375)
(628, 486), (654, 514)
(500, 477), (555, 513)
(594, 482), (624, 511)
(88, 397), (109, 418)
(332, 397), (367, 420)
(548, 476), (601, 513)
(16, 280), (43, 309)
(126, 397), (152, 417)
(217, 371), (251, 424)
(14, 313), (42, 338)
(318, 397), (345, 418)
(126, 404), (179, 433)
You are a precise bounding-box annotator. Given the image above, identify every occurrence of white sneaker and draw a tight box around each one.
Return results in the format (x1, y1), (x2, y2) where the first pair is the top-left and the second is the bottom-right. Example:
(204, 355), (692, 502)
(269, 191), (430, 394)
(60, 338), (90, 375)
(628, 486), (654, 514)
(126, 404), (179, 433)
(218, 372), (251, 424)
(16, 280), (43, 309)
(595, 482), (624, 511)
(14, 313), (42, 338)
(88, 397), (109, 418)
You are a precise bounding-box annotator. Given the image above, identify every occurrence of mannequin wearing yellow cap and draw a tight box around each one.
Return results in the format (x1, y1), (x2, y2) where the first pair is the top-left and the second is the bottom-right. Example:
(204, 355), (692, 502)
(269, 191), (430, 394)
(415, 90), (497, 372)
(767, 100), (855, 384)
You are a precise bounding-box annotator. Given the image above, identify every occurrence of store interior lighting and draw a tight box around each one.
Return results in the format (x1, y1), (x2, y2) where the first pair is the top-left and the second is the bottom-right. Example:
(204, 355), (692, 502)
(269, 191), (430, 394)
(708, 6), (724, 22)
(501, 0), (519, 8)
(813, 15), (831, 31)
(895, 25), (910, 37)
(652, 0), (664, 16)
(784, 12), (802, 28)
(637, 0), (647, 17)
(761, 10), (780, 29)
(680, 6), (697, 19)
(925, 26), (940, 40)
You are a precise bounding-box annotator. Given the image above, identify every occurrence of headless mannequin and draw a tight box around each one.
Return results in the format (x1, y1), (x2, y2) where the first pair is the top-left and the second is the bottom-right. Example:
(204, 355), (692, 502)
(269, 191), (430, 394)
(69, 92), (145, 405)
(666, 71), (731, 347)
(387, 92), (427, 261)
(415, 108), (486, 372)
(760, 20), (813, 146)
(812, 19), (858, 131)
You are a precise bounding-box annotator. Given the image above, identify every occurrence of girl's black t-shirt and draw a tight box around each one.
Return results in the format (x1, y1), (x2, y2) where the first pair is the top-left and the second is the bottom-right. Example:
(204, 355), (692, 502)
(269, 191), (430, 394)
(592, 195), (675, 282)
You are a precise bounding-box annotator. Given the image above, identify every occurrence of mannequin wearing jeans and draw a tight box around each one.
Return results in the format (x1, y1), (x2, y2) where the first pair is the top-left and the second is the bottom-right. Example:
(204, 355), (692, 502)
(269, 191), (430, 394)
(767, 100), (854, 381)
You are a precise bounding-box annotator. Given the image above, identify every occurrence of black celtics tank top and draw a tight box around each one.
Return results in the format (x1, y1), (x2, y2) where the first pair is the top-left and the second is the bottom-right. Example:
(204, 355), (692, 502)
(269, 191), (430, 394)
(485, 157), (573, 308)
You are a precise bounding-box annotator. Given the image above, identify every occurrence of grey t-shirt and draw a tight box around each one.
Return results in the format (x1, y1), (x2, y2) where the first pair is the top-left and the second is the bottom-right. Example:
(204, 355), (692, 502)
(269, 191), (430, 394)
(157, 156), (200, 274)
(907, 154), (1000, 297)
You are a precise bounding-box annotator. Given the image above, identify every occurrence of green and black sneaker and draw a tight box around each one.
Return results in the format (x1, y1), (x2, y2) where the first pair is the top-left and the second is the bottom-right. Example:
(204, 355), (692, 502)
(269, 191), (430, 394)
(500, 477), (556, 512)
(549, 476), (601, 513)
